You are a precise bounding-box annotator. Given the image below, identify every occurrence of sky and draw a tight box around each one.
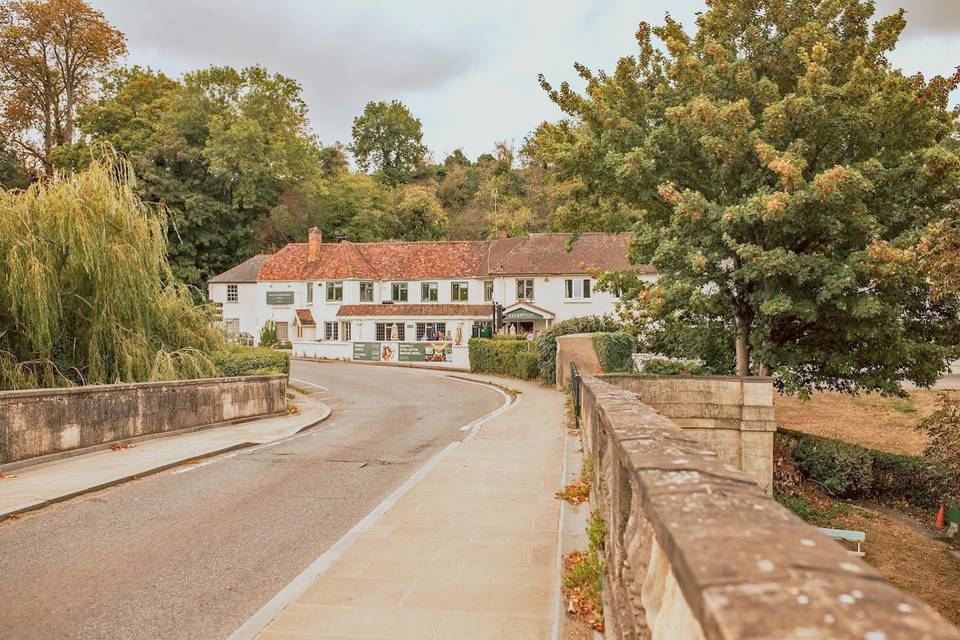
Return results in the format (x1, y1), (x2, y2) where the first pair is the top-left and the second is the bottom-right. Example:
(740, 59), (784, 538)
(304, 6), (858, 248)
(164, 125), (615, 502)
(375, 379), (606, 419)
(89, 0), (960, 163)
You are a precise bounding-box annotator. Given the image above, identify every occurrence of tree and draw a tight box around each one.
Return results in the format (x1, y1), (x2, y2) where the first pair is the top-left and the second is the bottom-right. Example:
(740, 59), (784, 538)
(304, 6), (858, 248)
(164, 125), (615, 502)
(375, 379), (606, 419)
(392, 183), (446, 240)
(539, 0), (960, 393)
(0, 135), (30, 188)
(0, 155), (221, 390)
(350, 99), (427, 185)
(65, 65), (323, 290)
(0, 0), (125, 175)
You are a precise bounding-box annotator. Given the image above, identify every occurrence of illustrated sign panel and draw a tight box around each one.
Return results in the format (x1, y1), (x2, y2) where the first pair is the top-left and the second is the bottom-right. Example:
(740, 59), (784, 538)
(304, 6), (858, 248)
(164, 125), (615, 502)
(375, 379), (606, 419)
(352, 342), (381, 361)
(399, 341), (452, 363)
(265, 291), (294, 305)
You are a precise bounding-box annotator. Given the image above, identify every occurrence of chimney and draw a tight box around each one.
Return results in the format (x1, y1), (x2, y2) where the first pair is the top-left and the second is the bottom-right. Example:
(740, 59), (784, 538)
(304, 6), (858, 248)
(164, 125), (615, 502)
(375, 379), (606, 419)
(308, 227), (322, 262)
(497, 225), (508, 240)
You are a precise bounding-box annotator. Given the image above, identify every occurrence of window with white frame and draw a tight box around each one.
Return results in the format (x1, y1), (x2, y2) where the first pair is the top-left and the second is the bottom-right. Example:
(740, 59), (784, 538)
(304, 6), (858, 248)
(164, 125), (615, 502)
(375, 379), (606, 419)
(276, 322), (289, 343)
(391, 282), (408, 302)
(376, 322), (405, 341)
(306, 282), (313, 304)
(416, 322), (446, 340)
(224, 318), (240, 335)
(483, 280), (493, 302)
(359, 281), (374, 302)
(421, 282), (438, 302)
(564, 278), (592, 300)
(324, 321), (339, 341)
(451, 281), (469, 302)
(227, 284), (238, 303)
(341, 322), (352, 341)
(516, 278), (534, 301)
(326, 281), (343, 302)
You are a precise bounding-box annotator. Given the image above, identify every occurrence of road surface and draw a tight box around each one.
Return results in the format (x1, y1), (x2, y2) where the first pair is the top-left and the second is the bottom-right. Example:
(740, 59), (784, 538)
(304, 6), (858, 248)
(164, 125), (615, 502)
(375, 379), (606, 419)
(0, 361), (503, 640)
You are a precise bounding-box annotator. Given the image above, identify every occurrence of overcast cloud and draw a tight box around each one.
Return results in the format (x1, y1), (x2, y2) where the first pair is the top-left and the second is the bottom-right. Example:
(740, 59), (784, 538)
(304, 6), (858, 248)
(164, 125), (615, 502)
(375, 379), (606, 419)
(90, 0), (960, 162)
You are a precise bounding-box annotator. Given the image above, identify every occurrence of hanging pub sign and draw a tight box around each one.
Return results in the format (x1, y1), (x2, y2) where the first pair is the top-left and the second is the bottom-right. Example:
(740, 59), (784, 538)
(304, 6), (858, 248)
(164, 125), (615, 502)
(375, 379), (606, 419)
(353, 342), (381, 361)
(399, 342), (452, 363)
(265, 291), (295, 305)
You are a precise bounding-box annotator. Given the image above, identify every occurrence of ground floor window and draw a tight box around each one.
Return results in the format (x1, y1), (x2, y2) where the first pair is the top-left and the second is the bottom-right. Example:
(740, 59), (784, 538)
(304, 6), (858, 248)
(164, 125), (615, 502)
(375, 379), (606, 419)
(376, 322), (405, 341)
(341, 322), (352, 341)
(416, 322), (447, 340)
(324, 321), (339, 341)
(276, 322), (289, 343)
(224, 318), (240, 335)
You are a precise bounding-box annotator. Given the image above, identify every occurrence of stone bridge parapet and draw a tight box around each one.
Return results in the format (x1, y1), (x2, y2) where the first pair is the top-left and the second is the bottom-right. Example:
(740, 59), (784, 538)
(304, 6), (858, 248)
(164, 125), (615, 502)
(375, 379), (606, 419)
(579, 373), (959, 640)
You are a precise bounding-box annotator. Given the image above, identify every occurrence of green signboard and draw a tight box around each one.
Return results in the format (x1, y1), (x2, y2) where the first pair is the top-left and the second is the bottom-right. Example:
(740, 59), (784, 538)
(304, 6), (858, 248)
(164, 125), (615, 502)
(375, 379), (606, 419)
(265, 291), (295, 305)
(503, 308), (544, 320)
(353, 342), (381, 361)
(399, 341), (452, 363)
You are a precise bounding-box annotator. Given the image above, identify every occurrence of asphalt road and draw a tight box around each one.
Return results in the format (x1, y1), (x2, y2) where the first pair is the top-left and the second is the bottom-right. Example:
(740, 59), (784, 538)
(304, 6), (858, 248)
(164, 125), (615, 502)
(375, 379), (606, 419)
(0, 361), (503, 640)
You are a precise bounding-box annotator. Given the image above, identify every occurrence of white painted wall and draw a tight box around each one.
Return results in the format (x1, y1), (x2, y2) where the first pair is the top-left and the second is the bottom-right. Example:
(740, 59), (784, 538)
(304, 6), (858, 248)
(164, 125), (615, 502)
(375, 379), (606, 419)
(210, 272), (659, 344)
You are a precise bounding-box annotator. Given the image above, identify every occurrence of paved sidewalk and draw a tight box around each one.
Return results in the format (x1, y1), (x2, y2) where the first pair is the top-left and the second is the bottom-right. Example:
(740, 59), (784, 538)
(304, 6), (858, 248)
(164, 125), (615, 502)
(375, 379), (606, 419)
(0, 397), (330, 521)
(244, 376), (566, 640)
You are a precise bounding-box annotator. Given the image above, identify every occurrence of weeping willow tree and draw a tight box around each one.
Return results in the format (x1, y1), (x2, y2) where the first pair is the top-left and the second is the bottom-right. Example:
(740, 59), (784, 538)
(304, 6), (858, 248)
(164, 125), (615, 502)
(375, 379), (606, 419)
(0, 153), (223, 390)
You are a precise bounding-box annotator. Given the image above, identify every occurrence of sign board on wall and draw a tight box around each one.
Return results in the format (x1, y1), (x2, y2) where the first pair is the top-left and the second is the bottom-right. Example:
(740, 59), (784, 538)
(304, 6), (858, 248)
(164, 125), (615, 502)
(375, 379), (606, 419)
(398, 342), (452, 363)
(265, 291), (295, 305)
(503, 308), (544, 320)
(353, 342), (380, 361)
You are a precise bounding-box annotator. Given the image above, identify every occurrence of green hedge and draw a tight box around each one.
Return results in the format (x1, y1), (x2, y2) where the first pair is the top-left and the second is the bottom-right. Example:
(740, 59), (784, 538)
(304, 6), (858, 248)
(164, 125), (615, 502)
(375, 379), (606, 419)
(211, 346), (290, 377)
(777, 429), (946, 507)
(469, 338), (538, 379)
(638, 357), (706, 376)
(592, 332), (637, 373)
(537, 316), (620, 385)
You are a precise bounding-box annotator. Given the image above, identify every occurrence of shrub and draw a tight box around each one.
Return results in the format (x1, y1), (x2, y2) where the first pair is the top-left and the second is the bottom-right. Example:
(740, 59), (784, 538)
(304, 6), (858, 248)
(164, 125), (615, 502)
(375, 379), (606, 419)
(212, 346), (289, 377)
(592, 332), (637, 373)
(515, 350), (540, 380)
(777, 429), (945, 507)
(918, 391), (960, 504)
(638, 357), (706, 376)
(259, 321), (279, 348)
(468, 338), (538, 379)
(786, 431), (873, 497)
(537, 316), (620, 385)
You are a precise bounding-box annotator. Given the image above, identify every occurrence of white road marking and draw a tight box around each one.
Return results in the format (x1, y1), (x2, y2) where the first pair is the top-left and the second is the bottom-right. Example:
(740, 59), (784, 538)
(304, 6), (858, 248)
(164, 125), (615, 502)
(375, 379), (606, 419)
(445, 377), (515, 440)
(290, 377), (329, 391)
(225, 380), (517, 640)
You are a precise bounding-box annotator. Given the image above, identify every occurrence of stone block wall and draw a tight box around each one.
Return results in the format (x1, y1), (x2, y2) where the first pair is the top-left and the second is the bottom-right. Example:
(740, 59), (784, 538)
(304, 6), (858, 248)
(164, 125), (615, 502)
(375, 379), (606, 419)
(578, 374), (960, 640)
(604, 374), (775, 493)
(555, 333), (603, 388)
(0, 375), (287, 465)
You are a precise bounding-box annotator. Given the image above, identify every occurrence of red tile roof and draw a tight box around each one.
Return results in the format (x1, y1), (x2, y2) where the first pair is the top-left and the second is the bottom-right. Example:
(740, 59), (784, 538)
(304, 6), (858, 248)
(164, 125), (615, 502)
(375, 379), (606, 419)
(295, 309), (316, 326)
(239, 233), (653, 282)
(336, 304), (492, 318)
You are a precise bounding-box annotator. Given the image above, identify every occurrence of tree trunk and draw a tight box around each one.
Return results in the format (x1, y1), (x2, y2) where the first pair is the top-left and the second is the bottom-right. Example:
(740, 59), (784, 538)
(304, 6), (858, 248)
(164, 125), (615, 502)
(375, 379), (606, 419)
(735, 311), (751, 377)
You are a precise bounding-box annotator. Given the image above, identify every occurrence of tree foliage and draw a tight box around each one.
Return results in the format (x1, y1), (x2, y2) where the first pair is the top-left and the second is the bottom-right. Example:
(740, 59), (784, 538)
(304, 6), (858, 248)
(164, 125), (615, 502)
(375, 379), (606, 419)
(0, 0), (125, 175)
(350, 100), (427, 185)
(539, 0), (960, 393)
(0, 154), (222, 390)
(62, 65), (322, 290)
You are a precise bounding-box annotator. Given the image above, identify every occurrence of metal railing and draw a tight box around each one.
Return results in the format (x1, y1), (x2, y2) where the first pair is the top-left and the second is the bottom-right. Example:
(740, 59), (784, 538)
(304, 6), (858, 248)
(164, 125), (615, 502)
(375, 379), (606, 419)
(570, 361), (581, 425)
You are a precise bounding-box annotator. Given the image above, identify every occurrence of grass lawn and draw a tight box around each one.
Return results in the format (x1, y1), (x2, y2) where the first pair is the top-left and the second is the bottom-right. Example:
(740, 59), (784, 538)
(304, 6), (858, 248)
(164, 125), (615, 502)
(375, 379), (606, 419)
(775, 389), (940, 456)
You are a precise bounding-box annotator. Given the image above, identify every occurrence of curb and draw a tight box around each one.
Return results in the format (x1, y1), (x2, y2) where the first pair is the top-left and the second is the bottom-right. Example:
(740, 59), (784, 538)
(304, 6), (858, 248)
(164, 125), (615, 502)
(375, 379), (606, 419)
(291, 355), (469, 373)
(0, 405), (332, 523)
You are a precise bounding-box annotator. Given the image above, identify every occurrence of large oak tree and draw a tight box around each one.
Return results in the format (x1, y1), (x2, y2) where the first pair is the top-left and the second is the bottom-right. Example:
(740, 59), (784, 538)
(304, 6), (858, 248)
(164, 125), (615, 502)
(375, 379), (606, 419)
(538, 0), (960, 393)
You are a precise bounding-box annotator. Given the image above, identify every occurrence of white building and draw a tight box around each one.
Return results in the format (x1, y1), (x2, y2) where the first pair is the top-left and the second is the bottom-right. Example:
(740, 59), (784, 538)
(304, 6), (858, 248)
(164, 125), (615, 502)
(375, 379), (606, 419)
(208, 228), (656, 368)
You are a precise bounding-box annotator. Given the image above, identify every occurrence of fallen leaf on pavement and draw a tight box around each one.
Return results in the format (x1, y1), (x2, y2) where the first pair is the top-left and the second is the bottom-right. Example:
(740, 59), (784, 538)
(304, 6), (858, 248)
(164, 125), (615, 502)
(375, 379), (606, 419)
(110, 443), (136, 451)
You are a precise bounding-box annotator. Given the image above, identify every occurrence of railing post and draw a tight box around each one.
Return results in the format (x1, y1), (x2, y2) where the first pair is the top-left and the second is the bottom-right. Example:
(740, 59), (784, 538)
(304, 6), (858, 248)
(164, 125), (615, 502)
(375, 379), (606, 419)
(570, 361), (581, 426)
